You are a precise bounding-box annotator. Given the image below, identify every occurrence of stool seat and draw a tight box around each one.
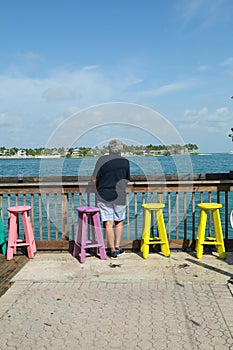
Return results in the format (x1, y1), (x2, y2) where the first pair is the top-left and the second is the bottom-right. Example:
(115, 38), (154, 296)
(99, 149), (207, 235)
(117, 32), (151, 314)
(195, 202), (225, 259)
(141, 203), (170, 259)
(73, 206), (107, 263)
(142, 203), (165, 210)
(0, 206), (7, 255)
(76, 206), (99, 213)
(198, 203), (222, 210)
(7, 205), (36, 261)
(8, 205), (32, 213)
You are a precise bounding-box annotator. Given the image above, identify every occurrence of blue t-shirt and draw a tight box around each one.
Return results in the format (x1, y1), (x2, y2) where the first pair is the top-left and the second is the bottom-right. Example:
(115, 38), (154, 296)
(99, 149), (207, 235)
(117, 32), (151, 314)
(92, 153), (130, 204)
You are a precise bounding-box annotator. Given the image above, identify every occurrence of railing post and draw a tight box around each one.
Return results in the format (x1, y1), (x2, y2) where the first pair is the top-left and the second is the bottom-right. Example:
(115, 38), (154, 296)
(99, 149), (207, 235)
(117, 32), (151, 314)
(62, 193), (69, 240)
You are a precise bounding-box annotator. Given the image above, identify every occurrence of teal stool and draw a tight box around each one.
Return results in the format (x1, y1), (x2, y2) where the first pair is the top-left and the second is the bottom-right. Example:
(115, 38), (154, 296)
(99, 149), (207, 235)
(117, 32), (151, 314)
(0, 206), (7, 255)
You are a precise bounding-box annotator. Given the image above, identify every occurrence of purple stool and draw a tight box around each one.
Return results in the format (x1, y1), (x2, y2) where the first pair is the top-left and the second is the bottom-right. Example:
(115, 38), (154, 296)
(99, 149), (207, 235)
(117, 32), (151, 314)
(73, 206), (107, 263)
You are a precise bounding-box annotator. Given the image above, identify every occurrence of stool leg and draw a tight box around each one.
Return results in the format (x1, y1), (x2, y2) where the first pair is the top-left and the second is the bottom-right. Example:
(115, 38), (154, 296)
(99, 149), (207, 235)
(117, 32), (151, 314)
(26, 212), (37, 254)
(13, 215), (19, 255)
(92, 213), (106, 260)
(140, 209), (145, 253)
(141, 209), (150, 259)
(156, 210), (170, 257)
(80, 213), (87, 263)
(22, 212), (34, 259)
(140, 237), (144, 253)
(73, 218), (81, 258)
(7, 213), (17, 261)
(0, 240), (7, 256)
(0, 216), (6, 255)
(196, 209), (207, 259)
(90, 219), (98, 255)
(212, 209), (226, 259)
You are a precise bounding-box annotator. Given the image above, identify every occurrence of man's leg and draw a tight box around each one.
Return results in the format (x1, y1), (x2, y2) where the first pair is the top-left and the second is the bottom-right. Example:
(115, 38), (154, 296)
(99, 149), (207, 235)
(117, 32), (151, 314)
(115, 220), (124, 248)
(104, 220), (115, 251)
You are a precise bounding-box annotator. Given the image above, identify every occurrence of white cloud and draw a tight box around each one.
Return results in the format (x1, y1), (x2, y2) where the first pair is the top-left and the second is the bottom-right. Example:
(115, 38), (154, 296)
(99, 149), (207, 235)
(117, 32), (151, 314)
(179, 106), (233, 132)
(82, 65), (100, 71)
(43, 102), (188, 154)
(0, 53), (231, 152)
(18, 51), (43, 61)
(141, 80), (195, 96)
(196, 64), (212, 72)
(42, 86), (76, 102)
(0, 112), (9, 125)
(0, 65), (146, 146)
(222, 57), (233, 66)
(179, 0), (205, 23)
(177, 0), (232, 28)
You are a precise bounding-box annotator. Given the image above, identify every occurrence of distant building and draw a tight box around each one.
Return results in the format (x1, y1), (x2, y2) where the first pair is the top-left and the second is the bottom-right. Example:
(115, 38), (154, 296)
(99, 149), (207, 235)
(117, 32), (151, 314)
(0, 150), (7, 156)
(72, 148), (80, 157)
(17, 149), (26, 157)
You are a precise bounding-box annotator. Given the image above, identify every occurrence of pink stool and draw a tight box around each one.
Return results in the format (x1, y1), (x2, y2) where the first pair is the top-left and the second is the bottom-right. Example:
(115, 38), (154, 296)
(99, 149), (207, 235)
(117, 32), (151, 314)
(73, 206), (107, 263)
(7, 206), (37, 261)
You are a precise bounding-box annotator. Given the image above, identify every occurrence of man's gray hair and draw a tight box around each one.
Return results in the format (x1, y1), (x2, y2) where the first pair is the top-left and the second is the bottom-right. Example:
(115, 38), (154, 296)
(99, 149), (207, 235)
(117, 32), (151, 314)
(108, 139), (123, 154)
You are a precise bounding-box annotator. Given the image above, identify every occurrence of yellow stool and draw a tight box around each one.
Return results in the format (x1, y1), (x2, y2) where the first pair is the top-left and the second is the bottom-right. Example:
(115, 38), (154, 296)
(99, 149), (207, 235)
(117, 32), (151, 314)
(140, 203), (170, 259)
(195, 203), (226, 259)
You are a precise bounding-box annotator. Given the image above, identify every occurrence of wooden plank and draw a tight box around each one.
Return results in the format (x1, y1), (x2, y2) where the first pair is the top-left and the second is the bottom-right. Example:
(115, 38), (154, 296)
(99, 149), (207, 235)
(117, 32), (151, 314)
(62, 193), (68, 240)
(35, 240), (70, 250)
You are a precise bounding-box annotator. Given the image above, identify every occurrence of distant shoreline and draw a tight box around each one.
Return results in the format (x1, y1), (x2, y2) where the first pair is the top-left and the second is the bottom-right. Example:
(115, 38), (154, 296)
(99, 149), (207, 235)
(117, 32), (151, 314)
(0, 155), (64, 159)
(2, 153), (233, 160)
(0, 154), (200, 159)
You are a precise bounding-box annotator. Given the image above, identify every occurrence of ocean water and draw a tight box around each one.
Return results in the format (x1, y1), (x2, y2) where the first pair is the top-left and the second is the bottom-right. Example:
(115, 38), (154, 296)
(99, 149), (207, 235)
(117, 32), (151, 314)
(0, 153), (233, 177)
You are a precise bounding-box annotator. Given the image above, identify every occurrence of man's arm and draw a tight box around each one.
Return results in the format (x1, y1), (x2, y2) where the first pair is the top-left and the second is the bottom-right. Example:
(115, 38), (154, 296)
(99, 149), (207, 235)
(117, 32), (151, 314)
(92, 157), (102, 184)
(92, 176), (97, 184)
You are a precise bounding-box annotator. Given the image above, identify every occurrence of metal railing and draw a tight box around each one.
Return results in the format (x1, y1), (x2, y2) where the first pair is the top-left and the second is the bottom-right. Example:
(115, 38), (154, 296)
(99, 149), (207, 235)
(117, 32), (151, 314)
(0, 172), (233, 249)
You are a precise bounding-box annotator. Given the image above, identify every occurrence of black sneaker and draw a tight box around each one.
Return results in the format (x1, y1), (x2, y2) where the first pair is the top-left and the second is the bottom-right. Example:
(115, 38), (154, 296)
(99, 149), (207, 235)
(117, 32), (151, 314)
(107, 250), (118, 259)
(115, 247), (125, 256)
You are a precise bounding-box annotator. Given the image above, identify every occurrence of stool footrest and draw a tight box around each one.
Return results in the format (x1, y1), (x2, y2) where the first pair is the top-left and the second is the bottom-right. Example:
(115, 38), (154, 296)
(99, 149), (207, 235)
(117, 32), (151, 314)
(9, 242), (30, 247)
(202, 241), (223, 246)
(75, 242), (105, 249)
(147, 239), (167, 245)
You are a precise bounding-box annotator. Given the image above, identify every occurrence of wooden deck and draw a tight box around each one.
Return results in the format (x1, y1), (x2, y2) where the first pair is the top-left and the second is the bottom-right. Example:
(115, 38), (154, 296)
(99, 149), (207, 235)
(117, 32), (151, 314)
(0, 253), (28, 297)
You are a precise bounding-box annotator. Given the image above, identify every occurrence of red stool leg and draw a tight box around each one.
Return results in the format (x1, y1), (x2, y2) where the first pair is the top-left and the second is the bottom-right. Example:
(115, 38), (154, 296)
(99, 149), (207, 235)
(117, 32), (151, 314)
(26, 211), (37, 253)
(22, 211), (34, 259)
(7, 213), (17, 261)
(13, 214), (19, 255)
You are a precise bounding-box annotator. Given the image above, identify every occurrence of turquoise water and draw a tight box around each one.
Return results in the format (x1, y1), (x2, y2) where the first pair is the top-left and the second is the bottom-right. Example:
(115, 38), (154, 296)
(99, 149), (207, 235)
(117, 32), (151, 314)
(0, 153), (233, 177)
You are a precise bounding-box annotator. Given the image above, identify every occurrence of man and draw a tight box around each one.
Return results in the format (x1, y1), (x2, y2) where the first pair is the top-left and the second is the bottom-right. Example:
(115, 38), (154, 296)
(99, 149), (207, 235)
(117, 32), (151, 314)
(92, 139), (130, 259)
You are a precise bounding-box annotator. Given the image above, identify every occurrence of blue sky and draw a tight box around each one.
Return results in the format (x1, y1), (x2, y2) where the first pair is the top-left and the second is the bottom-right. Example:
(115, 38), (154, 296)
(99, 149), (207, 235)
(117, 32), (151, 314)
(0, 0), (233, 152)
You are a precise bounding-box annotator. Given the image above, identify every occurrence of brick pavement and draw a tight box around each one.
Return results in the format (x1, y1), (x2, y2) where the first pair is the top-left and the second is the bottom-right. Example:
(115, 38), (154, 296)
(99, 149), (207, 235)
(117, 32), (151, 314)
(0, 251), (233, 349)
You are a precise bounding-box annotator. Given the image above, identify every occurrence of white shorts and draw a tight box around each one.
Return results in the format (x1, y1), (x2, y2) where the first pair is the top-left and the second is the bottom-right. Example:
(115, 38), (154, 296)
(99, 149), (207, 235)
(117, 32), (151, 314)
(97, 201), (126, 222)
